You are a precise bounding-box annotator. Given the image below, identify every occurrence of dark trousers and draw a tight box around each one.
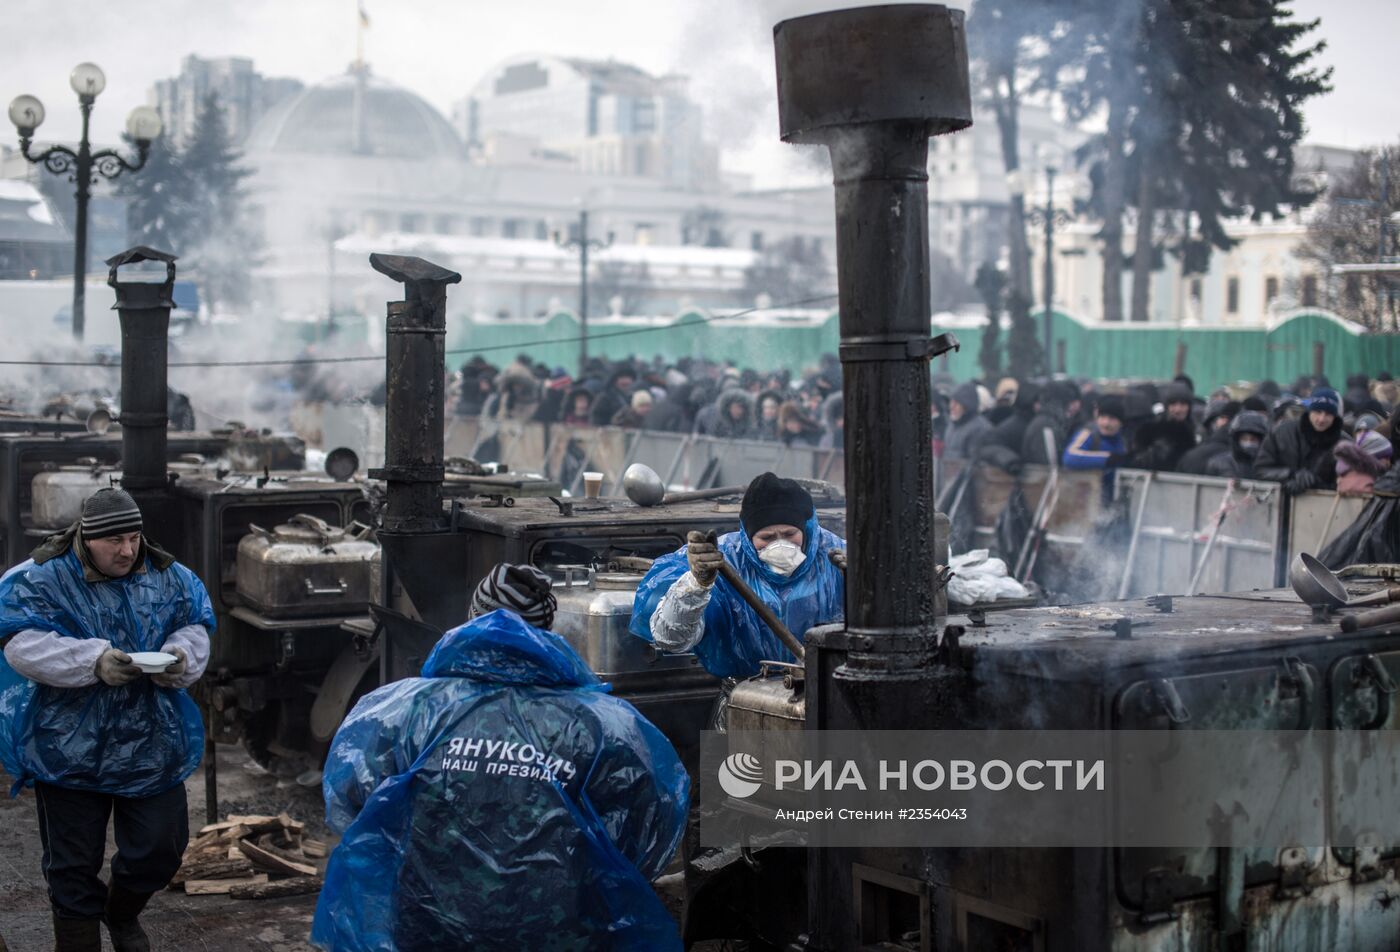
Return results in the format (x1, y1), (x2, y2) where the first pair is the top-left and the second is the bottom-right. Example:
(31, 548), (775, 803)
(34, 781), (189, 920)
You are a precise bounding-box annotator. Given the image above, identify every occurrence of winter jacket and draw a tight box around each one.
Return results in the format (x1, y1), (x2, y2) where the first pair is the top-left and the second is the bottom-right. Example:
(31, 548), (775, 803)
(944, 383), (993, 462)
(1128, 418), (1199, 473)
(1177, 426), (1232, 475)
(1061, 427), (1127, 470)
(630, 512), (845, 679)
(1255, 414), (1345, 493)
(1020, 403), (1072, 466)
(0, 536), (215, 798)
(1205, 411), (1270, 481)
(589, 371), (635, 427)
(312, 611), (689, 952)
(982, 382), (1041, 458)
(644, 384), (695, 434)
(710, 390), (755, 440)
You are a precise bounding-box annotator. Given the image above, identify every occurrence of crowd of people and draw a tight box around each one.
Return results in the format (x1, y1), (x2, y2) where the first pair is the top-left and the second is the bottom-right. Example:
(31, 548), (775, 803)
(453, 353), (847, 449)
(941, 371), (1400, 496)
(455, 352), (1400, 497)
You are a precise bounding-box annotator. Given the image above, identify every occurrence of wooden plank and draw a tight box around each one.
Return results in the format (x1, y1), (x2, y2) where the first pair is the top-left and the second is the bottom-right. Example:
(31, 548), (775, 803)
(185, 874), (268, 896)
(301, 839), (328, 859)
(237, 837), (318, 878)
(230, 876), (324, 901)
(171, 858), (255, 886)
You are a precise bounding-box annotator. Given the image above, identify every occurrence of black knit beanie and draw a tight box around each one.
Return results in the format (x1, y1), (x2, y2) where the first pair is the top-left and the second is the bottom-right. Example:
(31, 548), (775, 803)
(740, 472), (814, 538)
(80, 488), (143, 539)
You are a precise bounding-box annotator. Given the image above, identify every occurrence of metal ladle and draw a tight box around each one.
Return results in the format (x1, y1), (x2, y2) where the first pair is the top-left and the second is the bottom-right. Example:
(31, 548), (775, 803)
(622, 463), (746, 507)
(1289, 553), (1400, 609)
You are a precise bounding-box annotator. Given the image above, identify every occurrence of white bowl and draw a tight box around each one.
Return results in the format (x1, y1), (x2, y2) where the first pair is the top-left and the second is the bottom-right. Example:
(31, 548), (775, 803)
(127, 651), (177, 674)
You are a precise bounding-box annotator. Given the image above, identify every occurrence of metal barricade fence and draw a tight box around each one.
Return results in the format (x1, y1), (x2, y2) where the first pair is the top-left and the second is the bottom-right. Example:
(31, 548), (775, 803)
(1114, 470), (1285, 597)
(325, 406), (1373, 598)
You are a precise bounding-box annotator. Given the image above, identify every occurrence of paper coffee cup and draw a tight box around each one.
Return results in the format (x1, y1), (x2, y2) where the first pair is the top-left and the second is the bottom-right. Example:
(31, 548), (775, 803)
(583, 472), (604, 498)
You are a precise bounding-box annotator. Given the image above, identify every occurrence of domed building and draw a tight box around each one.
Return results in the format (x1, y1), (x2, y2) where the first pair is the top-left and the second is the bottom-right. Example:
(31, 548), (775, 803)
(243, 63), (477, 319)
(246, 66), (466, 161)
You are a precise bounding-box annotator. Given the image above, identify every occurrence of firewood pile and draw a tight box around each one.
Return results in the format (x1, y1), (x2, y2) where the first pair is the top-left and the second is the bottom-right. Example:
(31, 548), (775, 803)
(170, 813), (327, 900)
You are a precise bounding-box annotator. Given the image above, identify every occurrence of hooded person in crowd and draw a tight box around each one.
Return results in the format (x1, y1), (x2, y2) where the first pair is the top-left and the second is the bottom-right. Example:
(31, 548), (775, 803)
(711, 389), (755, 440)
(1177, 398), (1241, 474)
(779, 400), (825, 447)
(643, 382), (695, 434)
(944, 381), (993, 462)
(1334, 428), (1394, 495)
(0, 489), (214, 952)
(589, 367), (636, 427)
(532, 368), (573, 424)
(1320, 406), (1400, 569)
(1161, 381), (1195, 425)
(753, 390), (784, 442)
(630, 474), (845, 703)
(980, 381), (1042, 461)
(493, 355), (543, 422)
(1021, 380), (1081, 465)
(313, 564), (689, 952)
(1205, 410), (1270, 479)
(560, 387), (594, 427)
(1255, 386), (1346, 493)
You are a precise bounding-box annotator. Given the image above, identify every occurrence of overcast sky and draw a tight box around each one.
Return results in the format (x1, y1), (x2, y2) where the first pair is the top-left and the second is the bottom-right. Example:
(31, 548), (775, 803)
(2, 0), (1394, 187)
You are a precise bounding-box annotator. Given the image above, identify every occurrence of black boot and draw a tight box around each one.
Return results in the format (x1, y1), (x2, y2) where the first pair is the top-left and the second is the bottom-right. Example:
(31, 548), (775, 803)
(103, 884), (152, 952)
(51, 915), (101, 952)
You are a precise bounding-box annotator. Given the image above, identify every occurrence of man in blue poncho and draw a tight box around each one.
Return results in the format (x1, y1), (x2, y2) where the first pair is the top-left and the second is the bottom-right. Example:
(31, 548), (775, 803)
(629, 472), (846, 720)
(0, 488), (214, 952)
(312, 564), (689, 952)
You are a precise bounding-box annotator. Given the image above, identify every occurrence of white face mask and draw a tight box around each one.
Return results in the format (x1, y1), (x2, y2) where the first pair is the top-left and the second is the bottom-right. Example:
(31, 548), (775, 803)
(758, 540), (806, 575)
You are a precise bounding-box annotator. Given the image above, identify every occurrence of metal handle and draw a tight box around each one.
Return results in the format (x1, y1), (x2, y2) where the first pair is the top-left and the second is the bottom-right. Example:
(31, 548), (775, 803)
(1281, 657), (1315, 730)
(1151, 679), (1191, 725)
(304, 578), (348, 597)
(288, 512), (335, 533)
(1355, 654), (1397, 730)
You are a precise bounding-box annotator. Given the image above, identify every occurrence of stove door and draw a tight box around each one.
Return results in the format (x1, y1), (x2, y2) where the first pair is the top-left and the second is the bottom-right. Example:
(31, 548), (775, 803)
(1111, 658), (1324, 917)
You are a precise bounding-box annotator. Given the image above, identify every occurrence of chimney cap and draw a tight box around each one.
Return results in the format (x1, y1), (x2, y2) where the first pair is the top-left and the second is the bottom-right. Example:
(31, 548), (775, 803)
(106, 245), (177, 304)
(774, 4), (972, 145)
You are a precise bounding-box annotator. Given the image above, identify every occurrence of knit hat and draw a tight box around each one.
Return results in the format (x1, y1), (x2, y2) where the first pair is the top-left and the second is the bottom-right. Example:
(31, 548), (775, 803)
(469, 563), (556, 630)
(740, 472), (814, 538)
(80, 488), (143, 539)
(1096, 395), (1126, 423)
(1306, 387), (1342, 417)
(631, 390), (653, 410)
(1163, 382), (1193, 406)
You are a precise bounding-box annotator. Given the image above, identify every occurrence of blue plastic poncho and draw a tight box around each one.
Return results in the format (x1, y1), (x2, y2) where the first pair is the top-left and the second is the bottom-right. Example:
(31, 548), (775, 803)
(312, 610), (690, 952)
(628, 513), (846, 678)
(0, 549), (215, 798)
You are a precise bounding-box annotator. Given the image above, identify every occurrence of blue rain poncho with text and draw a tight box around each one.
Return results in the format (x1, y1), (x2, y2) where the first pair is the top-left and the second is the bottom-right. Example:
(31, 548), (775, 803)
(0, 551), (214, 797)
(312, 609), (690, 952)
(629, 513), (846, 678)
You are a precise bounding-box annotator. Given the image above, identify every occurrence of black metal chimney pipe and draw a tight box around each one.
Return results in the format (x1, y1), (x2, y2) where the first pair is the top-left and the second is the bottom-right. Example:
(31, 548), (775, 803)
(366, 253), (461, 533)
(106, 246), (176, 491)
(774, 5), (970, 678)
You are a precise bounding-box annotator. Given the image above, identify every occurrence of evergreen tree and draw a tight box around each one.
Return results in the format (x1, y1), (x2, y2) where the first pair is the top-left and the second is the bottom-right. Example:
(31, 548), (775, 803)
(181, 92), (257, 312)
(1059, 0), (1330, 322)
(973, 262), (1005, 381)
(114, 132), (188, 252)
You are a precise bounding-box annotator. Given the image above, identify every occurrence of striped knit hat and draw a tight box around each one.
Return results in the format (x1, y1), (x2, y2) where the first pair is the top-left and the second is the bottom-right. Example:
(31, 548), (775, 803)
(468, 563), (556, 630)
(80, 488), (143, 539)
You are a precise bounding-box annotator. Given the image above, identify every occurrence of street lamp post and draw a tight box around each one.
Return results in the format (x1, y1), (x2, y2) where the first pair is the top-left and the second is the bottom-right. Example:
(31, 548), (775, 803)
(1027, 166), (1072, 374)
(554, 209), (614, 373)
(9, 64), (163, 340)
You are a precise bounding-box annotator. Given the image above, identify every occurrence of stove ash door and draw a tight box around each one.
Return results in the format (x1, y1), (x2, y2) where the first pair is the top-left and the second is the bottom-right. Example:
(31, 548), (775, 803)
(1110, 659), (1324, 919)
